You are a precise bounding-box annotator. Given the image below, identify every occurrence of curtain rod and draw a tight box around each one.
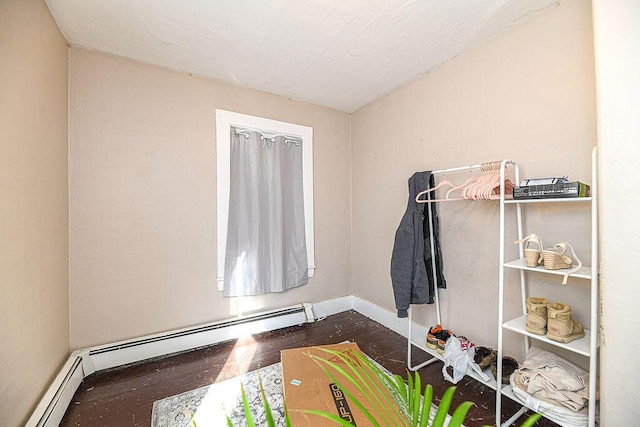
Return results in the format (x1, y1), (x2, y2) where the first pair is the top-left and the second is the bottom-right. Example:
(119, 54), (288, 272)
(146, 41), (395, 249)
(233, 126), (301, 142)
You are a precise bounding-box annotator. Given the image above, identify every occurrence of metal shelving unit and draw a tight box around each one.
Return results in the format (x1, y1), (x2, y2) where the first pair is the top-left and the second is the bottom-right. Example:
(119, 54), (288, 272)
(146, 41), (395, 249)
(496, 147), (599, 427)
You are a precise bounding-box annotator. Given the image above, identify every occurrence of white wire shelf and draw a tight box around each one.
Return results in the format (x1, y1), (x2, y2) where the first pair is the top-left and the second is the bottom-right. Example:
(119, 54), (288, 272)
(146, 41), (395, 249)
(409, 337), (498, 390)
(502, 315), (592, 357)
(503, 258), (592, 280)
(504, 197), (592, 204)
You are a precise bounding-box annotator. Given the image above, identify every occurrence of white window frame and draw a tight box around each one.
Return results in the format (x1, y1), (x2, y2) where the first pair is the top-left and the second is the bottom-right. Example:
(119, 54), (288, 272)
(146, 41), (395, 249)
(215, 109), (315, 291)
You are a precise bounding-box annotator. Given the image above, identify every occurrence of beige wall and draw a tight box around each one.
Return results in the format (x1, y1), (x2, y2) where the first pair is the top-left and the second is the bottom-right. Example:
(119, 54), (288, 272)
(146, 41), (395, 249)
(3, 0), (623, 423)
(592, 0), (640, 424)
(351, 0), (596, 361)
(69, 48), (351, 348)
(0, 0), (69, 425)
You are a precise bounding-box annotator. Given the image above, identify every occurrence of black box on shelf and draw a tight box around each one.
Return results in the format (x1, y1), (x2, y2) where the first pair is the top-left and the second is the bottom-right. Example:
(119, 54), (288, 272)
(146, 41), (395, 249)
(513, 181), (590, 200)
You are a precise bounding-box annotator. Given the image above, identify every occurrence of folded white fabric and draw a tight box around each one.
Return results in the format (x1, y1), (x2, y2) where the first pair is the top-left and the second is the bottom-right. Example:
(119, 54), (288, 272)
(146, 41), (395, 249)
(517, 347), (589, 412)
(510, 373), (589, 427)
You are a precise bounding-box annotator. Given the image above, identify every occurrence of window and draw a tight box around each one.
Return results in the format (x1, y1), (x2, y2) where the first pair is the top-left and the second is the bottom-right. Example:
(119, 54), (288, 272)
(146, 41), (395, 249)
(215, 109), (315, 293)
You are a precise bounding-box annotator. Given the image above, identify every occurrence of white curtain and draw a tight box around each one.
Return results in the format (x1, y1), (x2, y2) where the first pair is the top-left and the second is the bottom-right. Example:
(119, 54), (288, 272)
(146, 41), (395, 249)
(223, 128), (308, 297)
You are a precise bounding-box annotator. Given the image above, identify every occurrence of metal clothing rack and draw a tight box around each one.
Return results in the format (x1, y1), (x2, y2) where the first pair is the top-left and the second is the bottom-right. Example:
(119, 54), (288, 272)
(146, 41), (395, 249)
(406, 153), (598, 427)
(406, 159), (518, 382)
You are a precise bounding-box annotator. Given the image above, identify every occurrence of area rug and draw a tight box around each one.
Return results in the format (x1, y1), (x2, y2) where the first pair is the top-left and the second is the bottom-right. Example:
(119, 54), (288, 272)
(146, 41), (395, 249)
(151, 357), (453, 427)
(151, 362), (285, 427)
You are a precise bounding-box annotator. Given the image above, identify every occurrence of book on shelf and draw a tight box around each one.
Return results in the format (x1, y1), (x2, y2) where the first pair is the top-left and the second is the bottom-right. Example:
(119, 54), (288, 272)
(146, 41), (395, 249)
(513, 181), (590, 200)
(519, 176), (569, 186)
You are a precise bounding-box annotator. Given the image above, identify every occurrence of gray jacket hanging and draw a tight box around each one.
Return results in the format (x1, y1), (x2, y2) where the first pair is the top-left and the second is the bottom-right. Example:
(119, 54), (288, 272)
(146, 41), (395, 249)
(390, 171), (446, 318)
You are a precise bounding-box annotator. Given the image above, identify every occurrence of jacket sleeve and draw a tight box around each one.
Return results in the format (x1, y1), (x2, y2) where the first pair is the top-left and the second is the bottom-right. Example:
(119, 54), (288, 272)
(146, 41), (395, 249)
(390, 215), (415, 318)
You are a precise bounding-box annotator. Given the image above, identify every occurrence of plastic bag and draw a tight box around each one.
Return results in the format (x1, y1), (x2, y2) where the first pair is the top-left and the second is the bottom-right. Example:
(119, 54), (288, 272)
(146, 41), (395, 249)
(441, 336), (490, 384)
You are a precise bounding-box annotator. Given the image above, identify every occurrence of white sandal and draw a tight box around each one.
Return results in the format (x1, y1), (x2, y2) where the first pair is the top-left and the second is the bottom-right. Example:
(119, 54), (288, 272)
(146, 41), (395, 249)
(515, 233), (544, 267)
(541, 242), (583, 285)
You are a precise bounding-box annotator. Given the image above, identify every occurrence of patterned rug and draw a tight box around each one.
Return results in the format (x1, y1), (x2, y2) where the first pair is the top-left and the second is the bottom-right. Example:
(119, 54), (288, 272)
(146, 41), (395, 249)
(151, 356), (454, 427)
(151, 363), (285, 427)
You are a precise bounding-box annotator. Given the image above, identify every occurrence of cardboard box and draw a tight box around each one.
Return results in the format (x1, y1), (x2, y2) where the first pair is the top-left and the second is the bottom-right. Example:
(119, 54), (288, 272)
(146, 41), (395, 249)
(281, 342), (403, 426)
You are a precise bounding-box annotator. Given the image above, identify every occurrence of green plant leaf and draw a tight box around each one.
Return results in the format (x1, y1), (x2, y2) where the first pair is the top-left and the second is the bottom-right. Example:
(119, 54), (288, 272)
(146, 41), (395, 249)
(302, 409), (366, 427)
(396, 374), (409, 406)
(407, 370), (415, 423)
(411, 371), (421, 426)
(448, 401), (475, 427)
(346, 353), (407, 426)
(309, 349), (408, 426)
(432, 386), (456, 427)
(380, 372), (408, 410)
(181, 409), (198, 427)
(357, 354), (410, 424)
(240, 383), (255, 426)
(258, 375), (276, 427)
(307, 353), (381, 427)
(518, 412), (543, 427)
(419, 384), (433, 427)
(326, 351), (401, 426)
(222, 403), (233, 427)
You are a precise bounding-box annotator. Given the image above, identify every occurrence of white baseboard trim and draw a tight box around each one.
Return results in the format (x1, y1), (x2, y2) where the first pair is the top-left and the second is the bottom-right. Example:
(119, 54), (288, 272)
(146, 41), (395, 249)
(310, 295), (354, 319)
(26, 302), (317, 427)
(87, 304), (311, 373)
(26, 296), (421, 427)
(352, 296), (429, 343)
(25, 352), (86, 427)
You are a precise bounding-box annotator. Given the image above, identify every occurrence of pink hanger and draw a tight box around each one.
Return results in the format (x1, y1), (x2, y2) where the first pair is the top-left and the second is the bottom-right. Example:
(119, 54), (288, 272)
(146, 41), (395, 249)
(476, 169), (501, 200)
(416, 160), (514, 203)
(487, 177), (515, 200)
(415, 179), (455, 203)
(444, 175), (477, 201)
(462, 172), (492, 200)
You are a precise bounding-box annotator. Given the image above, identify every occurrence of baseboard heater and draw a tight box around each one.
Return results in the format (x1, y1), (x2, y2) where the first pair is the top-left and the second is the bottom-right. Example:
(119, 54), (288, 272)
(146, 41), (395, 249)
(26, 302), (315, 427)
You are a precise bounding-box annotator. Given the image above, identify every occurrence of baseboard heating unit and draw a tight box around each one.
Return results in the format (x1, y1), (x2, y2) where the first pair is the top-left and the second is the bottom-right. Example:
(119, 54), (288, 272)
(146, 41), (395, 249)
(26, 302), (315, 427)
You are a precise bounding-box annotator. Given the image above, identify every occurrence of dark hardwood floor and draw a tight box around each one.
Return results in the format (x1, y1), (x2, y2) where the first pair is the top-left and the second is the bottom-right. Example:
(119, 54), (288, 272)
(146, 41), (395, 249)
(60, 310), (556, 426)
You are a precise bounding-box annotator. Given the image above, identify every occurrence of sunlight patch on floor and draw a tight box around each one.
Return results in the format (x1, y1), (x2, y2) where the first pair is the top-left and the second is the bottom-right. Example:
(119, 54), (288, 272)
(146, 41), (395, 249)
(214, 335), (259, 382)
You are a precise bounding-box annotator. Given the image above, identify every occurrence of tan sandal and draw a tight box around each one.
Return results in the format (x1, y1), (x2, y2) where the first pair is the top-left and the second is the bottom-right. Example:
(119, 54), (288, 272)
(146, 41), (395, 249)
(542, 242), (583, 285)
(515, 233), (543, 267)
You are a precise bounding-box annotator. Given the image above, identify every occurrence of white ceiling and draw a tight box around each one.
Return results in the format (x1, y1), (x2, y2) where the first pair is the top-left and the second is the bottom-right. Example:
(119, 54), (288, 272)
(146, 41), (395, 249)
(45, 0), (558, 112)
